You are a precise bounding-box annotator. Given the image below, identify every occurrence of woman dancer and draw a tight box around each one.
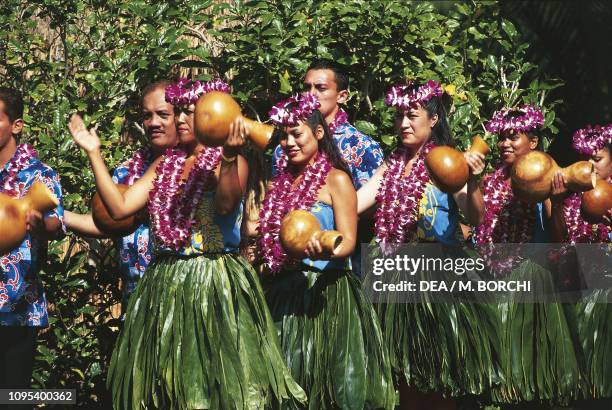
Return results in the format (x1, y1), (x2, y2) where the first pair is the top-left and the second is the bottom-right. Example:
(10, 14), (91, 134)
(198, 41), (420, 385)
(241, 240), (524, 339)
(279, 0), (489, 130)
(550, 124), (611, 400)
(70, 79), (305, 409)
(258, 93), (395, 409)
(473, 105), (583, 404)
(356, 81), (493, 409)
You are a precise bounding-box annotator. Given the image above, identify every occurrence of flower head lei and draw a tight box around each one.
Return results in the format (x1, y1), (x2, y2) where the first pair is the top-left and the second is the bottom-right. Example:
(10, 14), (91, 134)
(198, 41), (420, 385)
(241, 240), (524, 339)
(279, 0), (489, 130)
(572, 124), (612, 156)
(485, 104), (544, 134)
(384, 80), (443, 111)
(268, 92), (320, 127)
(165, 78), (230, 105)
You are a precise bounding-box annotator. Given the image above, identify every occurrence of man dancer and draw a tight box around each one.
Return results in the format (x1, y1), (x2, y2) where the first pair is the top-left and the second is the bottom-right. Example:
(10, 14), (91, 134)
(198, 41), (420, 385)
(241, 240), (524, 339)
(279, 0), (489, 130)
(65, 80), (178, 312)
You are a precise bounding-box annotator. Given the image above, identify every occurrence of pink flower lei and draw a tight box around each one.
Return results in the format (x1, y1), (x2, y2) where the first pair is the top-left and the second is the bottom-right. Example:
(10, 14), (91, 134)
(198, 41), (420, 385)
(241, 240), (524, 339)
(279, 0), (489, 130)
(384, 80), (443, 111)
(572, 124), (612, 156)
(485, 105), (544, 134)
(258, 152), (333, 273)
(122, 148), (151, 185)
(1, 144), (37, 197)
(148, 146), (222, 250)
(268, 92), (320, 127)
(374, 142), (434, 254)
(473, 163), (536, 245)
(563, 188), (611, 244)
(165, 78), (230, 105)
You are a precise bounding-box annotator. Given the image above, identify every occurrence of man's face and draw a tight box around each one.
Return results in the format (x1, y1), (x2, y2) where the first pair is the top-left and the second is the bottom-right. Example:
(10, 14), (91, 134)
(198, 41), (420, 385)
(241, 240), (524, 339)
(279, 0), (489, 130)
(0, 101), (22, 152)
(141, 88), (178, 153)
(302, 68), (348, 122)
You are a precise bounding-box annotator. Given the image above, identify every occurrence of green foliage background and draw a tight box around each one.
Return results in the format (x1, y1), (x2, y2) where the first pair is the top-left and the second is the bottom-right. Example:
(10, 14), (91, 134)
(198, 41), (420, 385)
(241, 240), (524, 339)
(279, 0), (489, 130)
(0, 0), (565, 406)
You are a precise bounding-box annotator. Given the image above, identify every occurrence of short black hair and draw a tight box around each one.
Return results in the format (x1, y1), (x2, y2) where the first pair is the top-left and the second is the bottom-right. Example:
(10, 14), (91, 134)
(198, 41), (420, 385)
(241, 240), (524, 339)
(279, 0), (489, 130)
(139, 79), (174, 107)
(306, 59), (349, 91)
(0, 87), (24, 122)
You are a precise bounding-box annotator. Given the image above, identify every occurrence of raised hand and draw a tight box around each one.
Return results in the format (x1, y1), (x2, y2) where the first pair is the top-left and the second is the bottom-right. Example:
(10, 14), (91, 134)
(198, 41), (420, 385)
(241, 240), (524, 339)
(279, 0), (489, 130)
(224, 116), (247, 159)
(69, 114), (101, 154)
(464, 151), (485, 177)
(550, 170), (568, 203)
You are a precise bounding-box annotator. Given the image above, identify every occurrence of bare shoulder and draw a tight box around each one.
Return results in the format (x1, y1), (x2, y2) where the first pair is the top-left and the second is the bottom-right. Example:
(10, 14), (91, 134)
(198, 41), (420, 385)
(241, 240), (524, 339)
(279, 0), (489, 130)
(326, 168), (354, 189)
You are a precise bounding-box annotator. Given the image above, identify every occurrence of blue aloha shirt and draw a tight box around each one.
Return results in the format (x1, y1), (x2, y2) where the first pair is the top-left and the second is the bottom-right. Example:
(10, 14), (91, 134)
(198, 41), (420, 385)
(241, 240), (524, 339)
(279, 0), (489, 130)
(0, 154), (64, 327)
(112, 154), (153, 311)
(273, 121), (384, 189)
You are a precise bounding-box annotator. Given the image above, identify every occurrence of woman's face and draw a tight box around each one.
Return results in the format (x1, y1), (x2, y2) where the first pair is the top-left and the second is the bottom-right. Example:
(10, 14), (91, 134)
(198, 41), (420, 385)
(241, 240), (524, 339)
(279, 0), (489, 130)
(280, 121), (323, 167)
(496, 131), (538, 165)
(590, 147), (612, 181)
(175, 104), (196, 146)
(394, 106), (437, 150)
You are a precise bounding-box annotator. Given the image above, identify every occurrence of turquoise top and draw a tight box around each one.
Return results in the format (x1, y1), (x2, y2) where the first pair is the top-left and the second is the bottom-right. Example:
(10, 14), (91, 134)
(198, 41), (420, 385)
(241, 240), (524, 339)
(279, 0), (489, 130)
(531, 202), (550, 243)
(301, 202), (351, 271)
(415, 183), (460, 245)
(156, 190), (242, 256)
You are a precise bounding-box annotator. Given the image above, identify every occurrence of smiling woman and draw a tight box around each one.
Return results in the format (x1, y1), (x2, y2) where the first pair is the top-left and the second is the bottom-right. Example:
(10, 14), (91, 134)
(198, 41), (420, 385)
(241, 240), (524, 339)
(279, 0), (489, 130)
(258, 93), (395, 409)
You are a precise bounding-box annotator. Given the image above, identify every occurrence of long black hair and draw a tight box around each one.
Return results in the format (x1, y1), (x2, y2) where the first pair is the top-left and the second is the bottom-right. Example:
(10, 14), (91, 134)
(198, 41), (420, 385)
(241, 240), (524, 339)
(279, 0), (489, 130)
(422, 93), (455, 147)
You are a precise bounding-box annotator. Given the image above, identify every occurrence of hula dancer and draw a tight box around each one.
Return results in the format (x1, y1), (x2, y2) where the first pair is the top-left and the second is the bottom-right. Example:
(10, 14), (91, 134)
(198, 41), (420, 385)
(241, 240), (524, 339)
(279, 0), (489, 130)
(69, 79), (305, 409)
(473, 105), (583, 404)
(357, 81), (493, 409)
(259, 93), (395, 409)
(550, 124), (611, 400)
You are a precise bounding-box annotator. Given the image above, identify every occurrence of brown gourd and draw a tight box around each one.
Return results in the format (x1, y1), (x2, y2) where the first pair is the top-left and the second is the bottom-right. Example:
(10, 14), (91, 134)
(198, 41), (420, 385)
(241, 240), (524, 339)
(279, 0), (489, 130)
(0, 181), (59, 254)
(581, 179), (612, 224)
(91, 184), (140, 237)
(279, 210), (343, 258)
(194, 91), (274, 149)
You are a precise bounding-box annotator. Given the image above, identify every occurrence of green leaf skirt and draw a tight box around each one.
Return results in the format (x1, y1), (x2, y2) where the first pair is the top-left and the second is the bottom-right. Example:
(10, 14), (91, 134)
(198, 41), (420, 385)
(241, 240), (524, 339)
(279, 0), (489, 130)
(491, 259), (586, 404)
(576, 288), (612, 399)
(373, 268), (500, 397)
(262, 267), (396, 410)
(107, 253), (306, 410)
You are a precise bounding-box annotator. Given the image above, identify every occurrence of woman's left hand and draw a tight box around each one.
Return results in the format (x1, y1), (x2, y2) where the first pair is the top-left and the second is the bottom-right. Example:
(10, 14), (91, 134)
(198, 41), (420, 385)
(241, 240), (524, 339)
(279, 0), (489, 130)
(464, 151), (485, 176)
(224, 117), (247, 159)
(304, 235), (333, 260)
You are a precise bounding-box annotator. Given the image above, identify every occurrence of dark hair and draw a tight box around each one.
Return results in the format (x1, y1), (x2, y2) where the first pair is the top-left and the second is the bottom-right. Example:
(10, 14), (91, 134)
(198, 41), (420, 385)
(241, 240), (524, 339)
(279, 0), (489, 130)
(307, 59), (349, 91)
(422, 93), (454, 147)
(0, 87), (24, 122)
(280, 107), (351, 179)
(139, 79), (173, 107)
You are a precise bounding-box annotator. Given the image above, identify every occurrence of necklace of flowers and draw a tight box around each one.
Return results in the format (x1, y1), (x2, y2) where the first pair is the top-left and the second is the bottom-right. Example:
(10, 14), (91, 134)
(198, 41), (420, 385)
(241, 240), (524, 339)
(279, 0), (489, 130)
(473, 163), (535, 245)
(275, 107), (347, 171)
(122, 148), (152, 185)
(1, 144), (37, 197)
(563, 178), (612, 244)
(374, 141), (434, 254)
(258, 152), (332, 273)
(148, 146), (222, 250)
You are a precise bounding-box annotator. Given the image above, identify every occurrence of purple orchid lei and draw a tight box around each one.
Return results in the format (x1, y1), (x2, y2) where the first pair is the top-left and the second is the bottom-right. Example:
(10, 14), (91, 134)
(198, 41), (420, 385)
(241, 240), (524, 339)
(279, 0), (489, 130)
(1, 144), (37, 197)
(123, 148), (151, 186)
(374, 142), (434, 255)
(474, 163), (536, 245)
(258, 152), (332, 273)
(572, 124), (612, 156)
(472, 163), (537, 276)
(268, 92), (320, 127)
(148, 146), (222, 250)
(165, 78), (230, 105)
(485, 105), (544, 134)
(563, 184), (611, 244)
(384, 80), (443, 111)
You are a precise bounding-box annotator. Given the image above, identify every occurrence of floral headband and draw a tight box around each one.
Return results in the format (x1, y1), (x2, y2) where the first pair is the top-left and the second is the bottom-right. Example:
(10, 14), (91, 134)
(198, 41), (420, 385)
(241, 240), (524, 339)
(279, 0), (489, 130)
(384, 80), (443, 110)
(268, 92), (320, 127)
(485, 105), (544, 134)
(572, 124), (612, 155)
(165, 78), (230, 105)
